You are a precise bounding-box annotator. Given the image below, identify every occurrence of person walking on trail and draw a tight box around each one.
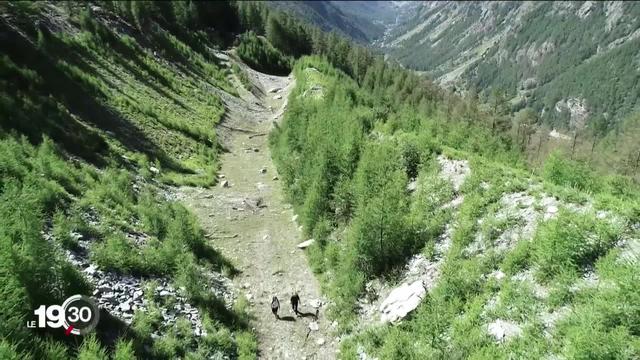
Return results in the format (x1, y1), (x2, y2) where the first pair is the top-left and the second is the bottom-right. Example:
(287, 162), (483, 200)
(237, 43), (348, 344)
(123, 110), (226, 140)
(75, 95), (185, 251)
(290, 292), (300, 316)
(271, 296), (280, 320)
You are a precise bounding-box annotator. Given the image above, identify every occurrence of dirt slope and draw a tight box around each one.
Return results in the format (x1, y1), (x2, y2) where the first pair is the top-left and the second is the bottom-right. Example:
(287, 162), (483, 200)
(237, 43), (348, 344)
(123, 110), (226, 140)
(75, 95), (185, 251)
(179, 59), (338, 359)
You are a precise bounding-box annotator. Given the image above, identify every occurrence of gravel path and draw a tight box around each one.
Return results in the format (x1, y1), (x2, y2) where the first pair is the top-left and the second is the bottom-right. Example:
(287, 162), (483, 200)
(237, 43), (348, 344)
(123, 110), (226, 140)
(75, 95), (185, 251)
(179, 59), (337, 359)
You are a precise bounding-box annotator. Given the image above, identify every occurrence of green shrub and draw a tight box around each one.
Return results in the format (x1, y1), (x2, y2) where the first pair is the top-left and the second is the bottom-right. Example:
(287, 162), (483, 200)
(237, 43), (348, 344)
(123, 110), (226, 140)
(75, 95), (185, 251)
(77, 335), (108, 360)
(543, 152), (599, 192)
(236, 331), (258, 360)
(41, 340), (69, 360)
(52, 210), (77, 249)
(113, 340), (136, 360)
(201, 318), (234, 355)
(132, 301), (163, 339)
(490, 280), (539, 321)
(531, 210), (619, 281)
(502, 239), (532, 275)
(92, 234), (145, 274)
(82, 169), (135, 218)
(559, 311), (639, 359)
(0, 341), (24, 360)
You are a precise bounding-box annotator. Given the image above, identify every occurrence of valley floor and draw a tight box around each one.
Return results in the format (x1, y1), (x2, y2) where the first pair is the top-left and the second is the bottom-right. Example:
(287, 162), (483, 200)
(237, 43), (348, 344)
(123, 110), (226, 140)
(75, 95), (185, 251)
(179, 60), (337, 359)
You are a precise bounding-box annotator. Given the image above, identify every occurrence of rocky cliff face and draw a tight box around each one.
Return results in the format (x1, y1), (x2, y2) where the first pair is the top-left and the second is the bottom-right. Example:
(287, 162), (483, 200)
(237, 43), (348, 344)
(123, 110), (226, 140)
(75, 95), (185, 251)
(381, 1), (640, 128)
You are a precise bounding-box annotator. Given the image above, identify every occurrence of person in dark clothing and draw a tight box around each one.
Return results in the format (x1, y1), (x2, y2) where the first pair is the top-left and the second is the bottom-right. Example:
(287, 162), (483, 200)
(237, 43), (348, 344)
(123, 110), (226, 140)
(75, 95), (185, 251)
(290, 293), (300, 316)
(271, 296), (280, 320)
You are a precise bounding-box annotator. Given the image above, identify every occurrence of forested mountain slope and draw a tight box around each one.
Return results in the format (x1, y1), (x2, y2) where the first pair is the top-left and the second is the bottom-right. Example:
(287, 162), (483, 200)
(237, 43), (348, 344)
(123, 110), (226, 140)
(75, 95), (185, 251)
(382, 1), (640, 131)
(271, 54), (640, 360)
(267, 1), (400, 43)
(269, 1), (640, 182)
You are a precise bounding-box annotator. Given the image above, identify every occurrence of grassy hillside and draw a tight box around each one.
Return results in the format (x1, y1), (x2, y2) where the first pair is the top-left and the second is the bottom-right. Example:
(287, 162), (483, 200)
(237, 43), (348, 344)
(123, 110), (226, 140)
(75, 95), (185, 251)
(0, 2), (256, 358)
(271, 56), (640, 359)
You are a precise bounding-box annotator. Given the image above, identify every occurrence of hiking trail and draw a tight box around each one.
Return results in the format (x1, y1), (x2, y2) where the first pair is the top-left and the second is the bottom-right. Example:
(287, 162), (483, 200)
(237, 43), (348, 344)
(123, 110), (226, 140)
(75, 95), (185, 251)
(179, 57), (337, 360)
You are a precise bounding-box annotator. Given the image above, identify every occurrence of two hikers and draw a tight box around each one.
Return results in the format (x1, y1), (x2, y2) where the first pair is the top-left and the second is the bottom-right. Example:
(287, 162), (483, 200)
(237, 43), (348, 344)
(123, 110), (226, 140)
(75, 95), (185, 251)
(271, 292), (309, 320)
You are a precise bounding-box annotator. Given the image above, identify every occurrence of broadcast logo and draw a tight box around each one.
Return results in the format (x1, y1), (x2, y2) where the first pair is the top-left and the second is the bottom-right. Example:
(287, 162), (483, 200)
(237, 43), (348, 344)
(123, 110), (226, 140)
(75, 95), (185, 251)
(27, 295), (100, 336)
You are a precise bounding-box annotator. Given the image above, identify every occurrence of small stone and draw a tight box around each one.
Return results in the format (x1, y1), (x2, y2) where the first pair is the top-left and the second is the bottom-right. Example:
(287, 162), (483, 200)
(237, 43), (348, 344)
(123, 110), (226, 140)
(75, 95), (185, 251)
(220, 180), (229, 188)
(84, 265), (98, 275)
(406, 180), (417, 192)
(119, 302), (131, 312)
(259, 167), (267, 174)
(309, 321), (319, 331)
(159, 290), (170, 297)
(316, 338), (325, 346)
(149, 166), (160, 174)
(490, 270), (506, 281)
(272, 176), (279, 181)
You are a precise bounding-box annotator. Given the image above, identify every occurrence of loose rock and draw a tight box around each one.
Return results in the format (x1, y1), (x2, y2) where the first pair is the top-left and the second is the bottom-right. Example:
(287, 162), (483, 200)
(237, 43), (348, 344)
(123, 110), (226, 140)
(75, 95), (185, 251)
(486, 319), (523, 342)
(379, 280), (426, 323)
(297, 239), (315, 249)
(437, 155), (470, 192)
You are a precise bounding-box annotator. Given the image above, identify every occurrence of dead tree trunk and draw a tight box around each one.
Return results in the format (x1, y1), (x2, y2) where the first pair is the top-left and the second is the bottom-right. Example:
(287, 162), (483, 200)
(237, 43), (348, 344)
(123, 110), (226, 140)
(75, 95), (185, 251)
(570, 131), (579, 160)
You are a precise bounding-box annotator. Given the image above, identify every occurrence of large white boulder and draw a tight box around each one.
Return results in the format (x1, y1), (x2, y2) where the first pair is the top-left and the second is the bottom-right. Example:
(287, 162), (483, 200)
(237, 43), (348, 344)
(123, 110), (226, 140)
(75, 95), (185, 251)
(379, 280), (426, 323)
